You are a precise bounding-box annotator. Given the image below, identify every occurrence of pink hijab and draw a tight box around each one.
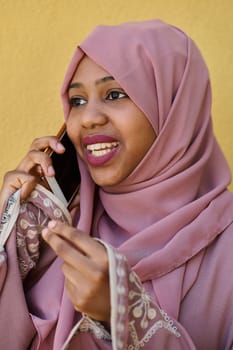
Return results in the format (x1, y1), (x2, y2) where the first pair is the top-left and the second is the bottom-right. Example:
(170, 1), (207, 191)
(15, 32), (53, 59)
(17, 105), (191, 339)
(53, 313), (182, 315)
(61, 20), (233, 317)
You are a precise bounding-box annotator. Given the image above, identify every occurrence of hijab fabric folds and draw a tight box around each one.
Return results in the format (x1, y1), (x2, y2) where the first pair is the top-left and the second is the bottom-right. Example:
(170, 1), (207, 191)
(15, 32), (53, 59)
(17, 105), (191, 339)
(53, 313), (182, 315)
(61, 20), (233, 317)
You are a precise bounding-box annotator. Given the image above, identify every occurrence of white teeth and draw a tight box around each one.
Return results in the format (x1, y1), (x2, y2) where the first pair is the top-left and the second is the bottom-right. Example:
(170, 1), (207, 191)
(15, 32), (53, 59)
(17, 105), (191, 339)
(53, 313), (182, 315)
(86, 142), (119, 153)
(92, 149), (112, 156)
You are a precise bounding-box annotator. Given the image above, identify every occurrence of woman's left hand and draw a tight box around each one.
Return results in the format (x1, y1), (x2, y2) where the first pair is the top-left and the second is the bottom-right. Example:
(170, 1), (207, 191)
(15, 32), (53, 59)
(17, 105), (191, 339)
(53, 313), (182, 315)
(42, 220), (110, 322)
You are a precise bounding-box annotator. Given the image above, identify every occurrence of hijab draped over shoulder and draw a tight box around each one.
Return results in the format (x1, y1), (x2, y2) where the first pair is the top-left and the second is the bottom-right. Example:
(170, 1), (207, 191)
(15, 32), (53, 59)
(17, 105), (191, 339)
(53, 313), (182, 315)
(61, 20), (233, 318)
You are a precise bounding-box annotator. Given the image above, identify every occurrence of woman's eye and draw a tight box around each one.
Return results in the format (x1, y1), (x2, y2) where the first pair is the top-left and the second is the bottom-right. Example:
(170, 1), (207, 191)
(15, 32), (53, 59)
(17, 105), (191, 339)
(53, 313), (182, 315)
(106, 90), (128, 100)
(69, 96), (87, 107)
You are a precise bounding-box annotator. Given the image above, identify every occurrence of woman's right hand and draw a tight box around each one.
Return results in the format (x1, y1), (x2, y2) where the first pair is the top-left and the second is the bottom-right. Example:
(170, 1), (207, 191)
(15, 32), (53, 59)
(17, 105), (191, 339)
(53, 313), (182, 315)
(0, 136), (65, 209)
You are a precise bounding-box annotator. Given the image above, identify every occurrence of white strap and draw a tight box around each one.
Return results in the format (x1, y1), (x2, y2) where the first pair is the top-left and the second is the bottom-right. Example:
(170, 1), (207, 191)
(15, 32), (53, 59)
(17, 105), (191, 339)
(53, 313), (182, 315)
(0, 190), (21, 247)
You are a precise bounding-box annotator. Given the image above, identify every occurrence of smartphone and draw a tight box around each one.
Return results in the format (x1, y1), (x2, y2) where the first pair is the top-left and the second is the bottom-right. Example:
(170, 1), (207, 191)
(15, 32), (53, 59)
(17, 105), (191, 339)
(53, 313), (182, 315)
(43, 124), (81, 208)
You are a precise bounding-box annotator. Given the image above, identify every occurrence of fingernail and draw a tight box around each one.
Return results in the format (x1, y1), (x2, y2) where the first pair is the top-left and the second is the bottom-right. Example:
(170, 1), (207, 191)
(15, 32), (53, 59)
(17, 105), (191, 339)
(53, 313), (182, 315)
(56, 142), (65, 151)
(42, 228), (49, 237)
(47, 165), (55, 176)
(48, 220), (56, 229)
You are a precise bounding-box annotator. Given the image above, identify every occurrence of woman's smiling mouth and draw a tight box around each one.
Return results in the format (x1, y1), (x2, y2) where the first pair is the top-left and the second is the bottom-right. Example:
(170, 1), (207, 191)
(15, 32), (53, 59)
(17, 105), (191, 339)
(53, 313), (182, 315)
(83, 135), (120, 166)
(86, 142), (119, 157)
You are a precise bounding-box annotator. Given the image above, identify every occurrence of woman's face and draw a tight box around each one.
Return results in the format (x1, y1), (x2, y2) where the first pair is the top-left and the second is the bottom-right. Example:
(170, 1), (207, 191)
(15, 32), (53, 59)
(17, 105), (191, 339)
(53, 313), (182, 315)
(66, 56), (156, 187)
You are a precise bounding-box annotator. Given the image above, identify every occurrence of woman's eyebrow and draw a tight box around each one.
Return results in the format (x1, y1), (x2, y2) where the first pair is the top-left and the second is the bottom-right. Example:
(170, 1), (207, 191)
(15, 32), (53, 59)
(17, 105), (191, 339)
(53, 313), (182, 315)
(68, 76), (115, 90)
(95, 76), (115, 85)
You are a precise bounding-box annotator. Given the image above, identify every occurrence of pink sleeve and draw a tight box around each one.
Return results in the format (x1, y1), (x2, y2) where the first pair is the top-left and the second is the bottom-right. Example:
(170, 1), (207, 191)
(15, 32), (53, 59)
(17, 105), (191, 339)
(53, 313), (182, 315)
(0, 186), (72, 349)
(63, 243), (197, 350)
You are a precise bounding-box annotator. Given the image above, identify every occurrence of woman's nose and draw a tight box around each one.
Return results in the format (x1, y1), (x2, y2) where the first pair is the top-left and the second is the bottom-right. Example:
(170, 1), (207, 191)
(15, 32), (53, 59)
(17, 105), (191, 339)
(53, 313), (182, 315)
(81, 101), (108, 129)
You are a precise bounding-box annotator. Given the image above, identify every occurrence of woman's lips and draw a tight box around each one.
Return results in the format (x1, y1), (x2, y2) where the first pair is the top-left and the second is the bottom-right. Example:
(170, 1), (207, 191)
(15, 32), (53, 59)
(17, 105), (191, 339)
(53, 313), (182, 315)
(82, 134), (120, 166)
(82, 134), (118, 146)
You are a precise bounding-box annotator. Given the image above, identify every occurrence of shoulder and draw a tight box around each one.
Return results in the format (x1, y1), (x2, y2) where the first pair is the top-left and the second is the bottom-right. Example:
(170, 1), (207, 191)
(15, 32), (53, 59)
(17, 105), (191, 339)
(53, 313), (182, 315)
(180, 222), (233, 349)
(193, 221), (233, 301)
(182, 221), (233, 306)
(205, 221), (233, 267)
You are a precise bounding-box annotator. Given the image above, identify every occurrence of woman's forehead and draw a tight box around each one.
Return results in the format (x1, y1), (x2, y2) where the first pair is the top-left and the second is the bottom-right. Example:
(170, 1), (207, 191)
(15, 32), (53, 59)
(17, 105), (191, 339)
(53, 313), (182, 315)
(71, 56), (112, 83)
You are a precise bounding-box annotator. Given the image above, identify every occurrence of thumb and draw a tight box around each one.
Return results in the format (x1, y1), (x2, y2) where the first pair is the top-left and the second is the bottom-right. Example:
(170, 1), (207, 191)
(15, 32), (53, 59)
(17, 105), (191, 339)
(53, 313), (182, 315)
(0, 171), (37, 204)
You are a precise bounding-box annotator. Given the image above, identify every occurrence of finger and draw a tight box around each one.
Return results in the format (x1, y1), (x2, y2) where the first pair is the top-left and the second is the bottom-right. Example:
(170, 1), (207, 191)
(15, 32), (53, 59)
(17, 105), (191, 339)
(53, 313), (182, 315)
(43, 220), (107, 262)
(29, 136), (66, 153)
(42, 227), (97, 274)
(17, 150), (55, 176)
(64, 277), (90, 314)
(64, 265), (110, 322)
(62, 263), (90, 289)
(64, 272), (94, 313)
(17, 136), (66, 175)
(0, 171), (37, 202)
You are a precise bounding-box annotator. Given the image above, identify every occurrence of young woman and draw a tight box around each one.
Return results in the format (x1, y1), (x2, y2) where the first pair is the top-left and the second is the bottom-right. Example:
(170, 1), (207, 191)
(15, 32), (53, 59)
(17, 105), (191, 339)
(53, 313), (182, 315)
(0, 19), (233, 349)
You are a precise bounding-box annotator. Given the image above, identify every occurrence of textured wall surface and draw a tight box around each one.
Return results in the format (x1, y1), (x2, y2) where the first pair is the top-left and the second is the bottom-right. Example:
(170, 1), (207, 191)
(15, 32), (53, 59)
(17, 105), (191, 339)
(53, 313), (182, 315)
(1, 0), (233, 188)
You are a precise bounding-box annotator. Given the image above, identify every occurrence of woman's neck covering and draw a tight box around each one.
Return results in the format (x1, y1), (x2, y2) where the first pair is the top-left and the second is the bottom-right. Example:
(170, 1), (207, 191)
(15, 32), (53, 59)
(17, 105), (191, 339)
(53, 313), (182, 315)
(61, 20), (233, 316)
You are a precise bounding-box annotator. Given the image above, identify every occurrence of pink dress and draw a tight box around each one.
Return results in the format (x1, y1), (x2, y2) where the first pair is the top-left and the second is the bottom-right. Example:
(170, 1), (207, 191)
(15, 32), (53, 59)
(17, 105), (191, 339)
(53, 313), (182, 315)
(0, 185), (232, 349)
(1, 19), (233, 349)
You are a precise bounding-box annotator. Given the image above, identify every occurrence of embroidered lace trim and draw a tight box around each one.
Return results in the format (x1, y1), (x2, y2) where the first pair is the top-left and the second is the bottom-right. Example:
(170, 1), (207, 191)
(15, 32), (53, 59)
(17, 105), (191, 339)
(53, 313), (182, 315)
(78, 316), (111, 342)
(65, 247), (181, 350)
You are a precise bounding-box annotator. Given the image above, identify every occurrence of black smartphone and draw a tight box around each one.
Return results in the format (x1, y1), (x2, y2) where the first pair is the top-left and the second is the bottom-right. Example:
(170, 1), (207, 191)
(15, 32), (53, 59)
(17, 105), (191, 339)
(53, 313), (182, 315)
(43, 124), (81, 208)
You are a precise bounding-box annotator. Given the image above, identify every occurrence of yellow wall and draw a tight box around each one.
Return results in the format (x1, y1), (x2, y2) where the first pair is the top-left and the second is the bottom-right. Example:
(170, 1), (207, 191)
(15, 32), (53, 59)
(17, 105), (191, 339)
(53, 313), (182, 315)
(1, 0), (233, 188)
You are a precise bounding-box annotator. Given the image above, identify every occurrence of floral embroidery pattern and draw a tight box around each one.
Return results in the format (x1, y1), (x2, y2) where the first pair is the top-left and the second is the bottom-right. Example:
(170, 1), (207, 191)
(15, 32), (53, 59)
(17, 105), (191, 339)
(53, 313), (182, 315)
(16, 202), (48, 279)
(128, 272), (157, 329)
(65, 245), (181, 350)
(127, 271), (180, 349)
(0, 245), (6, 264)
(112, 251), (130, 349)
(16, 187), (71, 280)
(78, 316), (111, 342)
